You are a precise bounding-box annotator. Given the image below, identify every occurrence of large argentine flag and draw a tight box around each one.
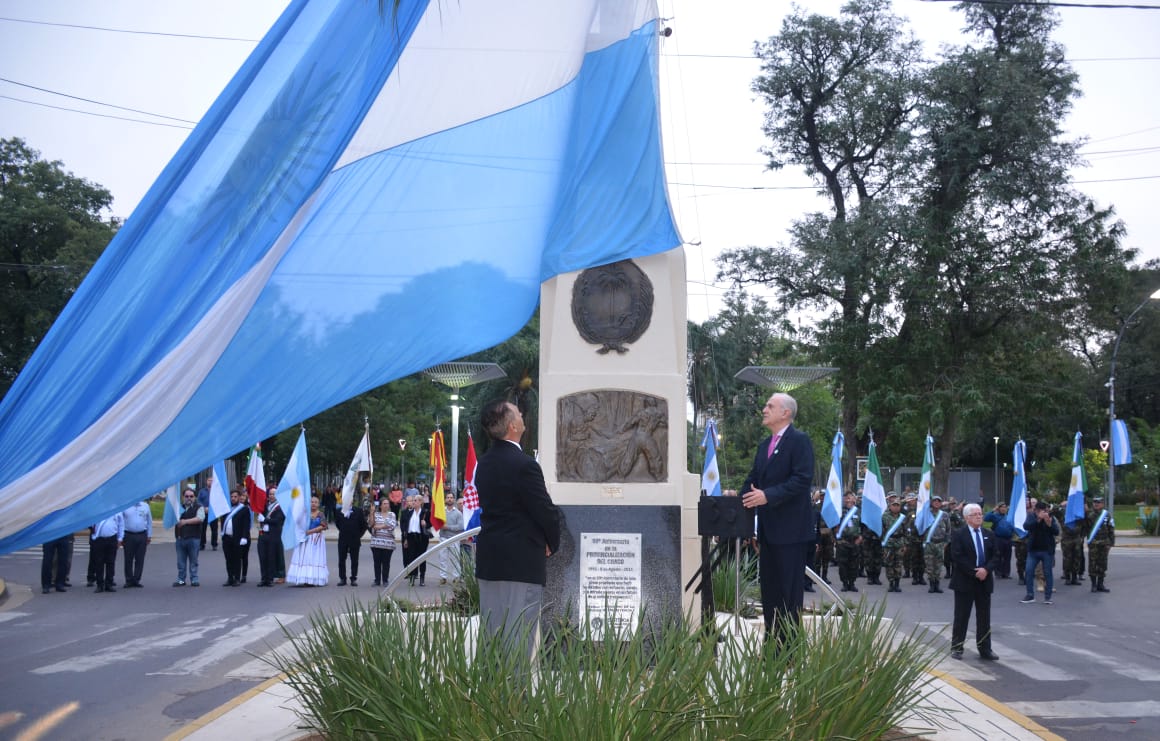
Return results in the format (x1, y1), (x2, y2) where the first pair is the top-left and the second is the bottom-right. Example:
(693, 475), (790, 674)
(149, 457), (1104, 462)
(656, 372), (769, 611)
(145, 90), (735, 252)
(0, 0), (680, 554)
(821, 431), (843, 528)
(1007, 439), (1029, 537)
(1065, 432), (1088, 526)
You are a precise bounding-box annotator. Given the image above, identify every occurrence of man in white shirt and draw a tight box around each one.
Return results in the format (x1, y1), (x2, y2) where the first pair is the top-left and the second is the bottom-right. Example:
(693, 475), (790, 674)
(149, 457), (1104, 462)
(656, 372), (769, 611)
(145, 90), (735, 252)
(121, 499), (153, 588)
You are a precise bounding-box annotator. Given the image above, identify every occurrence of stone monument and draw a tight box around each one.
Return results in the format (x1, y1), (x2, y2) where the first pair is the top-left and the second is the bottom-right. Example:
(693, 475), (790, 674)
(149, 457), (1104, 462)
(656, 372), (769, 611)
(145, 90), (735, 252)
(539, 248), (701, 636)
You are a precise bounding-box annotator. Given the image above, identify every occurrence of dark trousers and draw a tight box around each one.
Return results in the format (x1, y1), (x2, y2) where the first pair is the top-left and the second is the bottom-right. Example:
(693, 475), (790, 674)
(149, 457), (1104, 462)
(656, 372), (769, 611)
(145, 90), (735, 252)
(994, 536), (1012, 577)
(201, 517), (220, 549)
(758, 540), (806, 644)
(951, 586), (992, 654)
(402, 534), (428, 579)
(239, 540), (250, 581)
(371, 547), (394, 583)
(92, 535), (118, 588)
(222, 534), (242, 583)
(258, 535), (279, 584)
(41, 535), (72, 588)
(122, 531), (148, 585)
(337, 538), (361, 580)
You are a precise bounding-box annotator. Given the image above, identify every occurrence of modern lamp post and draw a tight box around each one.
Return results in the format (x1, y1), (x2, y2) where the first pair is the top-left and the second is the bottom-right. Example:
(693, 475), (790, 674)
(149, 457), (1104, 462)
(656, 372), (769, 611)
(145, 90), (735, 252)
(993, 436), (1000, 507)
(422, 362), (506, 495)
(1107, 287), (1160, 515)
(398, 439), (407, 485)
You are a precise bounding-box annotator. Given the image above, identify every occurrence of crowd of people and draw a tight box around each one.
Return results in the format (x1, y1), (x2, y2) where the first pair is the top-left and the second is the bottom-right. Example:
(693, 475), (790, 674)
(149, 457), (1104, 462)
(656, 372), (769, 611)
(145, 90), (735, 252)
(809, 487), (1117, 601)
(38, 479), (473, 594)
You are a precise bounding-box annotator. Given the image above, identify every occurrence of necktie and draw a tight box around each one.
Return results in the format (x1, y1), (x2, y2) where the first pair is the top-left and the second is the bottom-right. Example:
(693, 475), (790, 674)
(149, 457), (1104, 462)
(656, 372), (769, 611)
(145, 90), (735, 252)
(767, 434), (781, 459)
(974, 528), (984, 568)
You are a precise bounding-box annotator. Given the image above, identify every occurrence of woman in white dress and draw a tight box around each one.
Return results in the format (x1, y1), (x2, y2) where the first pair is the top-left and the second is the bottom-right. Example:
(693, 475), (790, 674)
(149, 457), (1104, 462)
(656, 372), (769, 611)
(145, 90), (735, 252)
(287, 495), (329, 586)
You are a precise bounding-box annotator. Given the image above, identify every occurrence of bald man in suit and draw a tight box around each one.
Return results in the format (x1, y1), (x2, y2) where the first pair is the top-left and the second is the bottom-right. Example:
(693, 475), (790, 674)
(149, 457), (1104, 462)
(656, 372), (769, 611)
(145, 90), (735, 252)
(741, 393), (815, 644)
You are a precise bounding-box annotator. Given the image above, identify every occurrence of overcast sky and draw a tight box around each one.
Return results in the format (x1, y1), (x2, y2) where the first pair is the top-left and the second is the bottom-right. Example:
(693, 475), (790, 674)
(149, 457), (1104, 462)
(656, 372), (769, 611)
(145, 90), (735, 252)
(2, 0), (1158, 324)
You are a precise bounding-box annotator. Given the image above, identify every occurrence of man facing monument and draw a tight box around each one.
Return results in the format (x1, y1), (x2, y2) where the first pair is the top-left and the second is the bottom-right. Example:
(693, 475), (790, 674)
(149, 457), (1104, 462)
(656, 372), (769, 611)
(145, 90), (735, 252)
(474, 399), (561, 661)
(741, 393), (815, 642)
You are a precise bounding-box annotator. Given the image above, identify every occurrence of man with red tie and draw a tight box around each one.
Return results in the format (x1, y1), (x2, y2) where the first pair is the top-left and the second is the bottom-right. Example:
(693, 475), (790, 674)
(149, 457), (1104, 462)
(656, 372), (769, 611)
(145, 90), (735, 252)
(948, 503), (1000, 661)
(741, 393), (815, 643)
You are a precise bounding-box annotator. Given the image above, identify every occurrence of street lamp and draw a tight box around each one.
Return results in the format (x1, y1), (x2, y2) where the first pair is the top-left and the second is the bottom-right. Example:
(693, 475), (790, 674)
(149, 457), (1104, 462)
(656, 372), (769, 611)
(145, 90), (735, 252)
(1108, 287), (1160, 515)
(398, 439), (407, 485)
(993, 436), (1000, 507)
(423, 362), (506, 495)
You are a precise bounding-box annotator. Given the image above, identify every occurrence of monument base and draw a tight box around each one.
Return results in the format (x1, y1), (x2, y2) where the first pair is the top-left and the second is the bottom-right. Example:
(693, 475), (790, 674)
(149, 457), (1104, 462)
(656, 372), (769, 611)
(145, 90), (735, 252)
(543, 504), (683, 637)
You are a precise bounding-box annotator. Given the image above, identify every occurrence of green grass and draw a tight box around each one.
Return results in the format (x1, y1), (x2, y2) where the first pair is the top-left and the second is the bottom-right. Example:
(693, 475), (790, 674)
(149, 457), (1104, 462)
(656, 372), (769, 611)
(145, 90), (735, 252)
(266, 598), (944, 740)
(1113, 503), (1158, 532)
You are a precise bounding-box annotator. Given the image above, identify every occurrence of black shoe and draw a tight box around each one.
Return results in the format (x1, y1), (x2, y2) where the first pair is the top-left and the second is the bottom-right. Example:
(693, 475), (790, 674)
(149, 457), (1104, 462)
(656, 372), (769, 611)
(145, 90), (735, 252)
(419, 577), (425, 586)
(240, 577), (247, 584)
(173, 580), (186, 587)
(979, 651), (1000, 661)
(350, 579), (357, 586)
(928, 583), (937, 593)
(223, 581), (235, 587)
(104, 585), (116, 592)
(42, 587), (51, 594)
(848, 583), (858, 592)
(86, 581), (96, 587)
(95, 587), (105, 593)
(1091, 582), (1098, 593)
(337, 579), (347, 586)
(373, 580), (381, 586)
(55, 586), (68, 592)
(932, 580), (943, 594)
(804, 583), (815, 592)
(951, 650), (963, 660)
(1096, 579), (1110, 593)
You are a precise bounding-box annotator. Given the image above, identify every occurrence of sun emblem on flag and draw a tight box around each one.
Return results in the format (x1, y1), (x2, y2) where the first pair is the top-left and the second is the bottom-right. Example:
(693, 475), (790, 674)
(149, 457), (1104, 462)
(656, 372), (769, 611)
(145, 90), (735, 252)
(1070, 474), (1078, 488)
(706, 470), (718, 483)
(291, 486), (302, 500)
(922, 480), (931, 491)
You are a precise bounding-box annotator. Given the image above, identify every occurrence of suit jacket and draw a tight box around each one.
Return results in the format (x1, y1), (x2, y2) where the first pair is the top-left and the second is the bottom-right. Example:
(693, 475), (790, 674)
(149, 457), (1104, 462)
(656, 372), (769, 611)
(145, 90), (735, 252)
(474, 439), (561, 585)
(949, 525), (998, 593)
(740, 425), (815, 547)
(399, 508), (431, 543)
(261, 503), (285, 539)
(224, 505), (251, 541)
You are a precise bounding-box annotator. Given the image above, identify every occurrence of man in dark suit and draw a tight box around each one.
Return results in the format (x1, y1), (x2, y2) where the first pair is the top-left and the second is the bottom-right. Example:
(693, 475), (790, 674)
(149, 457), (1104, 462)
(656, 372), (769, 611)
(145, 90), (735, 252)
(220, 488), (251, 587)
(257, 486), (285, 587)
(949, 503), (1000, 661)
(474, 399), (561, 662)
(741, 393), (815, 642)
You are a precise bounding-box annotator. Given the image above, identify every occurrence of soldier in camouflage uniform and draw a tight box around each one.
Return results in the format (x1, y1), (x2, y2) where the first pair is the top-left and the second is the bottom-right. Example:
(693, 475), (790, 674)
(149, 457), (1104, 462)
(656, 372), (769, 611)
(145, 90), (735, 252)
(1060, 504), (1088, 586)
(861, 512), (884, 586)
(923, 495), (951, 593)
(814, 495), (835, 585)
(835, 492), (862, 592)
(1087, 496), (1114, 593)
(881, 495), (907, 592)
(907, 495), (926, 585)
(943, 500), (965, 579)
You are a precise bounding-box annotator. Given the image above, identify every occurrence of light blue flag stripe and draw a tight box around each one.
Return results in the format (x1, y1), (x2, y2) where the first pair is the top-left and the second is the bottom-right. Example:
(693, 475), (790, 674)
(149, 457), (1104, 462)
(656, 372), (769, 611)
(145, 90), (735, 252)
(1112, 419), (1132, 466)
(0, 1), (678, 554)
(1087, 509), (1109, 545)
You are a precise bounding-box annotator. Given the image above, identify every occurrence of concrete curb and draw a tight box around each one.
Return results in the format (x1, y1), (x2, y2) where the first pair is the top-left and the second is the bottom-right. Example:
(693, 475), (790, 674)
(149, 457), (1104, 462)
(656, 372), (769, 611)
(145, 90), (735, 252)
(928, 668), (1067, 740)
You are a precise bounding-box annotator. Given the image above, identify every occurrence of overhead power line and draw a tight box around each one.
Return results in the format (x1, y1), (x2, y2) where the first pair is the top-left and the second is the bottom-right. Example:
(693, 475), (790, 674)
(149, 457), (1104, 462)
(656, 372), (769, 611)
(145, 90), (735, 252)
(0, 95), (193, 129)
(0, 77), (197, 124)
(0, 15), (258, 42)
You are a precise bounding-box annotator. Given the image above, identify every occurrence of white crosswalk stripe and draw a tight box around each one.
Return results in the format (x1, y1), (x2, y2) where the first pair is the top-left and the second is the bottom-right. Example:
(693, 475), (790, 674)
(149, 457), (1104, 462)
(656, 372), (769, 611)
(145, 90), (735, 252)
(148, 613), (299, 676)
(1050, 642), (1160, 682)
(1008, 700), (1160, 719)
(33, 616), (235, 674)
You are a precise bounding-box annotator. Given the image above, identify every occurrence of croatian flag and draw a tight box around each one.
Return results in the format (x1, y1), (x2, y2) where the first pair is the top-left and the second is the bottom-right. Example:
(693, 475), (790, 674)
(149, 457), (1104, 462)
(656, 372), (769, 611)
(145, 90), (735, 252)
(701, 420), (722, 497)
(821, 431), (843, 528)
(0, 0), (679, 554)
(461, 434), (479, 530)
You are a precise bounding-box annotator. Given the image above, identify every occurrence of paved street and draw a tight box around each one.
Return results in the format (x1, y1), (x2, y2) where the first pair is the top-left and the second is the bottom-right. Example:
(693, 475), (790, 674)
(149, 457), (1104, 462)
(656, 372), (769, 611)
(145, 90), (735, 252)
(802, 543), (1160, 740)
(0, 533), (454, 740)
(1, 534), (1157, 740)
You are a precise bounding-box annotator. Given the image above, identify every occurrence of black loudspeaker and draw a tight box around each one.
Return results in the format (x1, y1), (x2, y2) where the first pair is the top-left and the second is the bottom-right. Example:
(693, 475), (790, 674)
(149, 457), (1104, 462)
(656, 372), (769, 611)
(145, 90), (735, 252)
(697, 494), (753, 539)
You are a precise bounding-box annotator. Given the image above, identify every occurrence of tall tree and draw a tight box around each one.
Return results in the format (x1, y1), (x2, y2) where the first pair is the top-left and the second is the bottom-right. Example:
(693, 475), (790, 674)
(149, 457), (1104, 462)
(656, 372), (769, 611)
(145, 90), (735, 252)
(719, 0), (923, 479)
(0, 138), (118, 399)
(892, 2), (1132, 489)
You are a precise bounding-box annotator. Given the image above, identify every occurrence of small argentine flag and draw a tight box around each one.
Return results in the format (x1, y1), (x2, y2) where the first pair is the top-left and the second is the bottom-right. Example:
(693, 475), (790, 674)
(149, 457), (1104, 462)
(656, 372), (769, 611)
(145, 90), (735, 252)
(701, 420), (722, 497)
(1111, 419), (1132, 466)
